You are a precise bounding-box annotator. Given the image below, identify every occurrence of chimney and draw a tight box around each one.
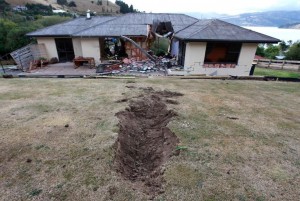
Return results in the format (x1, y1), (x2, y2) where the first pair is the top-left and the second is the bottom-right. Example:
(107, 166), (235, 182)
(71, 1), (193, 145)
(86, 9), (91, 19)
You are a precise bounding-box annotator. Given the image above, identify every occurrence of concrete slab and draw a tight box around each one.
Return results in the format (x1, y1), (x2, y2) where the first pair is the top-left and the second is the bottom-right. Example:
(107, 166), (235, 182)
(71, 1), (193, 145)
(17, 62), (96, 76)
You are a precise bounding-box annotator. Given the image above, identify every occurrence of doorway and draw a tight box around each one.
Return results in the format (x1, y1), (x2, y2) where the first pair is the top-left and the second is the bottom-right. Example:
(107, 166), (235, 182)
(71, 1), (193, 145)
(55, 38), (75, 62)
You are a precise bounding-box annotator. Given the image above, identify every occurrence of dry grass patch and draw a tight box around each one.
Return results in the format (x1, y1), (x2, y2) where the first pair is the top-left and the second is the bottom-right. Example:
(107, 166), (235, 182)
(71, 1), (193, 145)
(0, 78), (299, 200)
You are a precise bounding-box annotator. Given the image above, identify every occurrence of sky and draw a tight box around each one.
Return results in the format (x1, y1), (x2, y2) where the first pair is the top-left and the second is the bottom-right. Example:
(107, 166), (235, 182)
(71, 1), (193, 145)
(123, 0), (300, 15)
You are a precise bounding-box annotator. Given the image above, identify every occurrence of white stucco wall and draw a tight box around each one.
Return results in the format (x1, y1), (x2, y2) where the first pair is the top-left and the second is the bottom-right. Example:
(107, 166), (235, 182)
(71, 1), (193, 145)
(72, 38), (83, 57)
(184, 42), (207, 72)
(36, 38), (58, 60)
(237, 43), (258, 74)
(81, 38), (101, 64)
(170, 42), (258, 76)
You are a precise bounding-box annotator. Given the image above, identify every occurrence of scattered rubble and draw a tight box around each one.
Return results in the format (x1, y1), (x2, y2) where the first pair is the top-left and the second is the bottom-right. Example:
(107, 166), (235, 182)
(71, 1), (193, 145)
(96, 56), (180, 76)
(114, 88), (183, 197)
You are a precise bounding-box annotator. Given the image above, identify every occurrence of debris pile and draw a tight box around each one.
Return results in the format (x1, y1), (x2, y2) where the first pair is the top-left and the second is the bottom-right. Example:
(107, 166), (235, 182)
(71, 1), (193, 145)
(114, 88), (183, 196)
(97, 57), (179, 76)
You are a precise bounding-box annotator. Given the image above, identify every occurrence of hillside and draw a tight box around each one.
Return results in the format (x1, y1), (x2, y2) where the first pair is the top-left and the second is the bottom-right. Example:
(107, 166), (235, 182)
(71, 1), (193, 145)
(220, 10), (300, 27)
(5, 0), (120, 14)
(279, 22), (300, 29)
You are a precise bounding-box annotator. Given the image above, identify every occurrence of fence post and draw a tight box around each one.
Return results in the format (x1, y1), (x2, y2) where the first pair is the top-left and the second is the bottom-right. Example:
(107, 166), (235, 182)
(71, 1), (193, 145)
(281, 60), (285, 70)
(0, 59), (6, 74)
(267, 59), (271, 68)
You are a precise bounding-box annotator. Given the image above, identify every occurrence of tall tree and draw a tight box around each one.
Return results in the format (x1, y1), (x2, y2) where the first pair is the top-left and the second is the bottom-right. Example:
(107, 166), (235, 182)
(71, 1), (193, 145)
(115, 0), (136, 13)
(255, 44), (265, 57)
(0, 0), (10, 14)
(285, 41), (300, 60)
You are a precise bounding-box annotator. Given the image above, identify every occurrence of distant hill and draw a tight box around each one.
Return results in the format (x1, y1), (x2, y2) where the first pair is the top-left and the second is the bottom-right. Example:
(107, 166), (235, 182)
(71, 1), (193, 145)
(220, 10), (300, 27)
(279, 22), (300, 29)
(5, 0), (120, 14)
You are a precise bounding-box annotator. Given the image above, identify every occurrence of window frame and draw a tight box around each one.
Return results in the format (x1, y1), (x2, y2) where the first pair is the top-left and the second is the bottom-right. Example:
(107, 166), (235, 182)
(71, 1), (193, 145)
(203, 42), (242, 68)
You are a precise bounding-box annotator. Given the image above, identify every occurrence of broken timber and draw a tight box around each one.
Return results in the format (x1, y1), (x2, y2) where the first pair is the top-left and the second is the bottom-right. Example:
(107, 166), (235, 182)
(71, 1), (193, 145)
(120, 35), (156, 62)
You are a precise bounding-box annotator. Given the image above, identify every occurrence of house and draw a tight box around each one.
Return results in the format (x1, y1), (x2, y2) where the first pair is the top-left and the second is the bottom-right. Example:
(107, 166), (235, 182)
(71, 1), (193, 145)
(27, 13), (280, 76)
(12, 5), (28, 11)
(52, 9), (67, 14)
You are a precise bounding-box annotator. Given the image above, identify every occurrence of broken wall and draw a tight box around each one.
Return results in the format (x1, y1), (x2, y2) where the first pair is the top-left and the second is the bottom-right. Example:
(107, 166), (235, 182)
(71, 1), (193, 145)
(125, 37), (148, 61)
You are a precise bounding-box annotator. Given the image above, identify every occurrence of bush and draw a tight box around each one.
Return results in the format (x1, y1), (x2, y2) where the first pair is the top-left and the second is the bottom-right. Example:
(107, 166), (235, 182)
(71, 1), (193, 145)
(57, 0), (67, 5)
(68, 1), (77, 7)
(36, 16), (71, 27)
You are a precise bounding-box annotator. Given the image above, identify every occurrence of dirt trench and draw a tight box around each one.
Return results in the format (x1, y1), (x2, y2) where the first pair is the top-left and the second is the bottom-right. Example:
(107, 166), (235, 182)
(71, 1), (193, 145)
(114, 89), (182, 196)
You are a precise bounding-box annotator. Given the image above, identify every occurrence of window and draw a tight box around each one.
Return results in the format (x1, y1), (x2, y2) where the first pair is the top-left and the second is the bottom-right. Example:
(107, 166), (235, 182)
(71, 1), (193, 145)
(204, 42), (242, 68)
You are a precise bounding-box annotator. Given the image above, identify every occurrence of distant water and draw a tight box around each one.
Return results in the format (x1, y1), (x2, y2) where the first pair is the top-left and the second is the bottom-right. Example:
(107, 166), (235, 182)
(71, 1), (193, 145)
(243, 26), (300, 42)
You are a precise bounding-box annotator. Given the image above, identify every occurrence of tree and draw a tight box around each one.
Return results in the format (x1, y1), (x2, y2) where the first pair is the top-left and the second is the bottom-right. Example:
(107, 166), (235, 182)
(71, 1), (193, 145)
(115, 0), (136, 13)
(5, 23), (43, 52)
(264, 45), (280, 59)
(278, 40), (289, 52)
(129, 5), (133, 12)
(255, 44), (265, 57)
(68, 1), (77, 7)
(57, 0), (67, 5)
(0, 19), (17, 55)
(0, 0), (10, 14)
(25, 3), (53, 15)
(97, 0), (102, 5)
(285, 41), (300, 60)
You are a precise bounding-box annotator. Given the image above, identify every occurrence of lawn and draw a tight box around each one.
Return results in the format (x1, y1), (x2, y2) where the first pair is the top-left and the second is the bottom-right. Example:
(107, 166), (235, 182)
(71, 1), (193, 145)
(0, 78), (299, 201)
(254, 67), (300, 78)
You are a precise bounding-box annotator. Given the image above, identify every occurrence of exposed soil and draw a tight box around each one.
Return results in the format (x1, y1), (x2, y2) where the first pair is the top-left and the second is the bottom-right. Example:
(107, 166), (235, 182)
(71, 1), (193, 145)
(165, 99), (179, 105)
(114, 88), (182, 196)
(115, 98), (129, 103)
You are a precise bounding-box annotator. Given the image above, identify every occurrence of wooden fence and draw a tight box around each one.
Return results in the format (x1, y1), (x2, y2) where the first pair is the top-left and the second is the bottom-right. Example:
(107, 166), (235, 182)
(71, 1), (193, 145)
(253, 59), (300, 71)
(10, 44), (47, 72)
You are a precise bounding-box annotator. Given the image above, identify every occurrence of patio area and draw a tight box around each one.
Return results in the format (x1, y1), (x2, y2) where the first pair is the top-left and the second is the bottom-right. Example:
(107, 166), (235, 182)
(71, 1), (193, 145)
(1, 61), (168, 77)
(19, 62), (96, 76)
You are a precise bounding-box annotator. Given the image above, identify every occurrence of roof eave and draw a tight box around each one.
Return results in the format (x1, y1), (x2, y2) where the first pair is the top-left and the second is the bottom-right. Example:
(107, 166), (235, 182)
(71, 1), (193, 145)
(26, 34), (72, 38)
(179, 38), (280, 43)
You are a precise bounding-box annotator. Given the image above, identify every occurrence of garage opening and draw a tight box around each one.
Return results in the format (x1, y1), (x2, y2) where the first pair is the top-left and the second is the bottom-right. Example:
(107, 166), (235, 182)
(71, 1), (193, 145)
(55, 38), (75, 62)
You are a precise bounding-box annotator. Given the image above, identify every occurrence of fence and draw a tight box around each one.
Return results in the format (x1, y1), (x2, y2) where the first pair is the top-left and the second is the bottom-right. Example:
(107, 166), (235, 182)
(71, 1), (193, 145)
(253, 59), (300, 71)
(10, 44), (47, 72)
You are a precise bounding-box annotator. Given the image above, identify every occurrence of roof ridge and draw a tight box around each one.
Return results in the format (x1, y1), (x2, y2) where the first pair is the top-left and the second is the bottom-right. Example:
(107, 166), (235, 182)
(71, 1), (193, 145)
(72, 16), (118, 35)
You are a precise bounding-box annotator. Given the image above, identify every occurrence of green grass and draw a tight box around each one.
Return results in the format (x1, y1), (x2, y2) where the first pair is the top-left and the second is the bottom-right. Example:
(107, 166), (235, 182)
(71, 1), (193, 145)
(0, 78), (299, 201)
(254, 67), (300, 78)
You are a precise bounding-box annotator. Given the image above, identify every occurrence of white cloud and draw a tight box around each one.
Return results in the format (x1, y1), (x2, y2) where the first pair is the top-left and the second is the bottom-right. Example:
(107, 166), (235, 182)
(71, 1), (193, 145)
(123, 0), (300, 15)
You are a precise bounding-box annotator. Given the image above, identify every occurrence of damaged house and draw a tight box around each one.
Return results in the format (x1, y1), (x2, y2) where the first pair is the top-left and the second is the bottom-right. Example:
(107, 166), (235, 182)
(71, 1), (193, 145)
(27, 13), (279, 76)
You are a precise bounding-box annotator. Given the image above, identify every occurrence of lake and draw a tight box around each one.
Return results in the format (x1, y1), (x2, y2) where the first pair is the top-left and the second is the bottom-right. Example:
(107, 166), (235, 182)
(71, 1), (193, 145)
(243, 26), (300, 42)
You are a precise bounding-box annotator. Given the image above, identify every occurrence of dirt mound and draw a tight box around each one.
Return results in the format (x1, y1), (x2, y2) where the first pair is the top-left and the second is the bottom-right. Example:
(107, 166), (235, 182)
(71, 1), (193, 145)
(114, 91), (181, 196)
(139, 87), (184, 98)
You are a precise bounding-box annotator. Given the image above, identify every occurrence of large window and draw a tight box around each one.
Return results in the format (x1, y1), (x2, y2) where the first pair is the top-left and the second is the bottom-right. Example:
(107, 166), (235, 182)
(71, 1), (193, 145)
(204, 42), (242, 68)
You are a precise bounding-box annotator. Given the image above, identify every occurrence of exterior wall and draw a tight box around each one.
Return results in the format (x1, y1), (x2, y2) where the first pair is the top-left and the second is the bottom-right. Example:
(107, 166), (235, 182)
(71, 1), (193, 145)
(237, 43), (258, 74)
(72, 38), (83, 57)
(36, 38), (58, 60)
(81, 38), (101, 65)
(184, 42), (207, 72)
(171, 42), (258, 76)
